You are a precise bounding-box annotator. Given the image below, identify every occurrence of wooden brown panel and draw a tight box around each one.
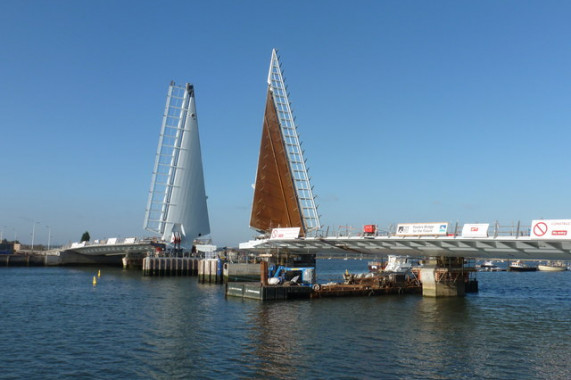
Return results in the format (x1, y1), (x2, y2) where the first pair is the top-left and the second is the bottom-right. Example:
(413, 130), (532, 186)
(250, 90), (305, 236)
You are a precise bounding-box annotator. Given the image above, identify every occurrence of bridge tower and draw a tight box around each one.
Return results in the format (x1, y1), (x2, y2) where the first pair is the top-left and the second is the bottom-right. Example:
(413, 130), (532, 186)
(250, 49), (320, 237)
(144, 82), (210, 249)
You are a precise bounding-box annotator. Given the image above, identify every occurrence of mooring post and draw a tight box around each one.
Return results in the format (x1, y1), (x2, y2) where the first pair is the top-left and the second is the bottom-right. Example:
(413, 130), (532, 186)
(260, 260), (268, 285)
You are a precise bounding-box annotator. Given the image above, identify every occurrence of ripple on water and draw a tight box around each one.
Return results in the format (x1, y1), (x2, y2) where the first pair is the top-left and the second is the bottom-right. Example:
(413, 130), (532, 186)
(0, 265), (569, 379)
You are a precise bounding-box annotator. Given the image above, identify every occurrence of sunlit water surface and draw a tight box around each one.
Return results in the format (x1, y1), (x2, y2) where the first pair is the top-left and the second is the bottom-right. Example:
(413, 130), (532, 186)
(1, 259), (569, 379)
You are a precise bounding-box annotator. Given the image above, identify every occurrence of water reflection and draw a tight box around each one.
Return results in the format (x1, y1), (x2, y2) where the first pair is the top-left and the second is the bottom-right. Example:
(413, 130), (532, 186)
(1, 265), (569, 379)
(240, 301), (311, 378)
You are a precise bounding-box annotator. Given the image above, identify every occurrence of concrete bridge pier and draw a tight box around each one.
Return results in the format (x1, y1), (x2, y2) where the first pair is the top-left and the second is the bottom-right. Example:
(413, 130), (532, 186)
(419, 257), (472, 297)
(122, 253), (145, 269)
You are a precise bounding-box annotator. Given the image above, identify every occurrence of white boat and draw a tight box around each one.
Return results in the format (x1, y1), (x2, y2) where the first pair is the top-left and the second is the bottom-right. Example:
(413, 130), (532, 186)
(479, 260), (501, 272)
(538, 261), (567, 272)
(383, 255), (417, 273)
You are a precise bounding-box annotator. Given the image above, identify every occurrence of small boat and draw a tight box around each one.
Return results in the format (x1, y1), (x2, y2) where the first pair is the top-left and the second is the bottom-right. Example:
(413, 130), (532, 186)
(538, 261), (567, 272)
(508, 260), (537, 272)
(479, 260), (501, 272)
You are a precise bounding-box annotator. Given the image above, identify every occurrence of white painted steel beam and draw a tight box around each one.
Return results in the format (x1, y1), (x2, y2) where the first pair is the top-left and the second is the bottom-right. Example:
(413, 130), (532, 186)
(239, 236), (571, 260)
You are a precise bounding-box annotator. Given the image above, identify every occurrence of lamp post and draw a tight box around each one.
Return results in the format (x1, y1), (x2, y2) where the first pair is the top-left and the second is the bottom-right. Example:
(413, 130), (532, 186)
(46, 225), (52, 250)
(31, 221), (40, 252)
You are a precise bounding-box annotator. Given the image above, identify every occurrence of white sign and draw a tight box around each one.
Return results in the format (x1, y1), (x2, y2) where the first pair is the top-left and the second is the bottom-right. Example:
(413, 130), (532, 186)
(531, 219), (571, 239)
(195, 244), (217, 253)
(270, 227), (301, 239)
(396, 223), (448, 236)
(461, 223), (489, 238)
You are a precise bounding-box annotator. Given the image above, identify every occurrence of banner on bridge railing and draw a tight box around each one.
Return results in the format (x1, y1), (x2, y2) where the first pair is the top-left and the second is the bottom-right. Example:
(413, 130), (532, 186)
(531, 219), (571, 239)
(396, 222), (448, 236)
(461, 223), (489, 238)
(270, 227), (301, 239)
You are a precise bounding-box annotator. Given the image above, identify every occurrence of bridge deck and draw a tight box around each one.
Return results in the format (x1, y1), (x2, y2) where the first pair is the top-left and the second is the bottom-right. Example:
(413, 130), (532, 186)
(240, 236), (571, 260)
(64, 242), (157, 256)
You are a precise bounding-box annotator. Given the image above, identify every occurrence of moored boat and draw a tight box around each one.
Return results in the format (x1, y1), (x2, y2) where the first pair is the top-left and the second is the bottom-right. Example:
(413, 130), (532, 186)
(538, 261), (567, 272)
(479, 260), (502, 272)
(508, 260), (537, 272)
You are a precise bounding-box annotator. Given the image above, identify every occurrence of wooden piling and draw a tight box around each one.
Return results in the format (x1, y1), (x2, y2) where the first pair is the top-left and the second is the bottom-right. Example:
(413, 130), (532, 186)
(260, 261), (268, 285)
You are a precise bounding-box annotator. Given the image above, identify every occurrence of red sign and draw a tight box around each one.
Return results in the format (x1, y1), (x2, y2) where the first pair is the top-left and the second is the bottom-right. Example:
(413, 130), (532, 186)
(533, 222), (548, 237)
(531, 219), (571, 239)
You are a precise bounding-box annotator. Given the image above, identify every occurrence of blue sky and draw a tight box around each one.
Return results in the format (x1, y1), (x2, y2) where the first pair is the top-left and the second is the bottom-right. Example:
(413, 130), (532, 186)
(2, 1), (571, 247)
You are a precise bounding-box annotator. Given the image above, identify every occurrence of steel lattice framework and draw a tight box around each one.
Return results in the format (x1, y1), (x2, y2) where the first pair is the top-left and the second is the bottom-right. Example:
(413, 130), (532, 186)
(267, 49), (320, 233)
(144, 82), (210, 247)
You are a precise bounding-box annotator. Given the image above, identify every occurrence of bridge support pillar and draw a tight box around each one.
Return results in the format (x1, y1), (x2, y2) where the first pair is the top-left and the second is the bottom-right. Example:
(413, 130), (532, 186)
(419, 257), (468, 297)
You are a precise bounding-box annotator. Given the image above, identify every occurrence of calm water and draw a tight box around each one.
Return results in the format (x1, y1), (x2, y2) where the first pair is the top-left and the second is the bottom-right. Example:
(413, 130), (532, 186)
(1, 259), (569, 379)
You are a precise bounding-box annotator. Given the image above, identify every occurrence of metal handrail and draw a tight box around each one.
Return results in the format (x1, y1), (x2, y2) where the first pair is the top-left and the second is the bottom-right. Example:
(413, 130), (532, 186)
(310, 221), (534, 239)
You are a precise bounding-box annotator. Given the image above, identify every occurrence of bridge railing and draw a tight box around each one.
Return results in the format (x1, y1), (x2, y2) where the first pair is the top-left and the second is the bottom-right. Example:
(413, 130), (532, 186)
(311, 222), (533, 239)
(62, 237), (157, 250)
(489, 222), (531, 238)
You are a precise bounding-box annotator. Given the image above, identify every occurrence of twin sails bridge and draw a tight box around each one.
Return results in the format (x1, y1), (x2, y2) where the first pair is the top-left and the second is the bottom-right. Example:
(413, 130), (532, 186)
(62, 49), (571, 267)
(240, 50), (571, 263)
(46, 48), (570, 296)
